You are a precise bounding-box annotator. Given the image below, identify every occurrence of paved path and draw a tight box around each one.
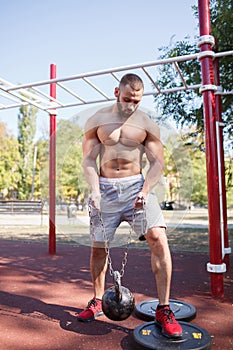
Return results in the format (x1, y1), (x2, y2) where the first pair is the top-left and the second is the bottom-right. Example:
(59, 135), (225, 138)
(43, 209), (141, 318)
(0, 208), (232, 227)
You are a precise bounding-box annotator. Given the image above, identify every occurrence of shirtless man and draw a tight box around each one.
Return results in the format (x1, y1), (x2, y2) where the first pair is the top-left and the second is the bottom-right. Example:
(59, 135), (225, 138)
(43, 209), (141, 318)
(78, 73), (182, 338)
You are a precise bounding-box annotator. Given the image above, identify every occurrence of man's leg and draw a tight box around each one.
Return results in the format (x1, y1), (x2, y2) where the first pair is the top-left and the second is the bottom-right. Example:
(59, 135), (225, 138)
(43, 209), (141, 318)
(145, 227), (172, 305)
(90, 246), (108, 299)
(77, 246), (108, 322)
(145, 227), (182, 338)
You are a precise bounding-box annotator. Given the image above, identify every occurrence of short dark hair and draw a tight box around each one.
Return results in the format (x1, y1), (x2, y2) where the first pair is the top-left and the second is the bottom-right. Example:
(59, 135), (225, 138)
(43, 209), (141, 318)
(119, 73), (144, 90)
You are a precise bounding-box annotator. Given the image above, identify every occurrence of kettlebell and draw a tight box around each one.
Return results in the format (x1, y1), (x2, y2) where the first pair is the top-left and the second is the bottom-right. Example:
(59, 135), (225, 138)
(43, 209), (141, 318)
(102, 271), (135, 321)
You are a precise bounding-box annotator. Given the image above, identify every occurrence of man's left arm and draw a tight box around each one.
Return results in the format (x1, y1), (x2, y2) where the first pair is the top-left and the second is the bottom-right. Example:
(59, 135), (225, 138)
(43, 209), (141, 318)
(135, 133), (164, 206)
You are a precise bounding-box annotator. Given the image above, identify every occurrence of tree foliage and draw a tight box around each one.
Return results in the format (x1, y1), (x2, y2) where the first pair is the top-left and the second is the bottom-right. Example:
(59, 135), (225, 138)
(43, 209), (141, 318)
(56, 119), (86, 201)
(163, 134), (194, 205)
(154, 0), (233, 150)
(36, 118), (87, 202)
(17, 103), (37, 199)
(210, 0), (233, 142)
(0, 122), (21, 197)
(186, 141), (208, 206)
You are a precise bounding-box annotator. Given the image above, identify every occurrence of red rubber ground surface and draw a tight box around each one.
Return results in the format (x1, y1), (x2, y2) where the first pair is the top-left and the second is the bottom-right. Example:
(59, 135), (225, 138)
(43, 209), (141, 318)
(1, 240), (232, 349)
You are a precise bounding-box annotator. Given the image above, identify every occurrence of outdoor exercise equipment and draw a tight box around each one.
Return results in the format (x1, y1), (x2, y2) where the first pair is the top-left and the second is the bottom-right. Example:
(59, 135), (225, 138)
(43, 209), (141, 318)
(135, 299), (196, 322)
(102, 271), (135, 321)
(133, 321), (212, 350)
(0, 0), (232, 298)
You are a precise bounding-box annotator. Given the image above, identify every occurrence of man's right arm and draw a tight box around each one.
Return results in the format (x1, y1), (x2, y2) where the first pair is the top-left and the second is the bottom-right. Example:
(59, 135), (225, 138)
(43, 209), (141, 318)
(82, 127), (101, 209)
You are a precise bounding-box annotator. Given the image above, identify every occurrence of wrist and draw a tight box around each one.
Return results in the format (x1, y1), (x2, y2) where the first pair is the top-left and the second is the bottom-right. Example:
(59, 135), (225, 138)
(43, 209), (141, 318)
(91, 189), (101, 196)
(139, 191), (147, 199)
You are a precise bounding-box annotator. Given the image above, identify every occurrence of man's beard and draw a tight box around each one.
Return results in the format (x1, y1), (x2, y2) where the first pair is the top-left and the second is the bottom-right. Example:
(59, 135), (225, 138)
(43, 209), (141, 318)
(117, 96), (136, 118)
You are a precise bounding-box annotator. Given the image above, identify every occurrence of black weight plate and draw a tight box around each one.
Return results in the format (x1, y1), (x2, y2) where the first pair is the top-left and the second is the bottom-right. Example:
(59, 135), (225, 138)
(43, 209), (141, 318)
(135, 299), (196, 322)
(133, 321), (212, 350)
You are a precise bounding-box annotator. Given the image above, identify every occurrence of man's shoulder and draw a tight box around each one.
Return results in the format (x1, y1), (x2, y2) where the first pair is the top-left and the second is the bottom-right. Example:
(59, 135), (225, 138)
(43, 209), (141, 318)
(135, 109), (159, 127)
(85, 105), (113, 130)
(135, 109), (160, 138)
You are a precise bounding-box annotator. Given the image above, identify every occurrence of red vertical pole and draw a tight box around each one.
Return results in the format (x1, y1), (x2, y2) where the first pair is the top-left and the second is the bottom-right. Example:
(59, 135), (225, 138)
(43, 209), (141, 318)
(49, 64), (57, 254)
(214, 57), (230, 268)
(198, 0), (224, 297)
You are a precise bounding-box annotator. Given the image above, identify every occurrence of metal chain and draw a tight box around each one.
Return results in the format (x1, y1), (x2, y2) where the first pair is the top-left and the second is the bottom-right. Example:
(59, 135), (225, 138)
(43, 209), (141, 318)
(88, 198), (145, 278)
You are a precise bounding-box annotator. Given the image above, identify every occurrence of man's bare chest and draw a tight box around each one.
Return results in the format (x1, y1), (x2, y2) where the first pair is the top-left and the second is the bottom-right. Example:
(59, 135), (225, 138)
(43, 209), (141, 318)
(97, 123), (146, 146)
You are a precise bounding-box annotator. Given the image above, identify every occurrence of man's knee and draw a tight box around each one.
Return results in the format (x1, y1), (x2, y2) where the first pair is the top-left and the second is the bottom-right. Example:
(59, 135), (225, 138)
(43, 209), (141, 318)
(91, 246), (107, 260)
(145, 227), (169, 251)
(146, 227), (166, 242)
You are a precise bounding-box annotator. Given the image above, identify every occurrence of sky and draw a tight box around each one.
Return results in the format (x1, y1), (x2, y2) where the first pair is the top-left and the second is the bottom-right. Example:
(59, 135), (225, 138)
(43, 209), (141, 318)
(0, 0), (198, 138)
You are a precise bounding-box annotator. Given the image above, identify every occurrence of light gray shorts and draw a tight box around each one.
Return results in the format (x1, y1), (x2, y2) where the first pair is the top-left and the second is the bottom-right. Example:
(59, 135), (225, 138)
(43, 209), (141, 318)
(89, 174), (166, 244)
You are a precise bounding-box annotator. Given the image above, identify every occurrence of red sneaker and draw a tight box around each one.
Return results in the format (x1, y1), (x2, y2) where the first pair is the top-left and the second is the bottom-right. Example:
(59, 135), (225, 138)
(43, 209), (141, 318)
(155, 306), (182, 338)
(77, 297), (103, 322)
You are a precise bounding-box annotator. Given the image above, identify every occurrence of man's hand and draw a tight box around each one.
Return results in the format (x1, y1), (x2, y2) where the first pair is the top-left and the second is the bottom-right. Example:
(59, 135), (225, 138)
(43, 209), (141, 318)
(134, 192), (146, 209)
(89, 192), (101, 210)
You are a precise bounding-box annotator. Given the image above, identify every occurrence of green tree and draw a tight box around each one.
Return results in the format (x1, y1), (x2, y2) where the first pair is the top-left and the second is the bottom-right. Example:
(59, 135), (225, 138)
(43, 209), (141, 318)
(189, 145), (208, 206)
(36, 138), (49, 201)
(56, 119), (87, 202)
(210, 0), (233, 143)
(0, 122), (21, 198)
(163, 137), (193, 205)
(18, 103), (37, 199)
(154, 0), (233, 206)
(226, 157), (233, 207)
(154, 0), (233, 147)
(36, 118), (88, 203)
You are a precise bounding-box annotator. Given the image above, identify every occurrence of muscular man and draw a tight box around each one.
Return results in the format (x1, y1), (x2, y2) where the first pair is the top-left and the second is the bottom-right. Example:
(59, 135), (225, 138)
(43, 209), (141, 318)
(78, 73), (182, 338)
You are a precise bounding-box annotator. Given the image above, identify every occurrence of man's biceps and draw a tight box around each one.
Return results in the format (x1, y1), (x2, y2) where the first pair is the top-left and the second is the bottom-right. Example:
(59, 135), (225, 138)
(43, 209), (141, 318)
(85, 144), (100, 159)
(145, 143), (162, 157)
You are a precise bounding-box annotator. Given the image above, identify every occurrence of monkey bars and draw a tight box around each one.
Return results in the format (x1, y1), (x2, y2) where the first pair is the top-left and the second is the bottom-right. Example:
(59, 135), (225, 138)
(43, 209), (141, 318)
(0, 51), (232, 114)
